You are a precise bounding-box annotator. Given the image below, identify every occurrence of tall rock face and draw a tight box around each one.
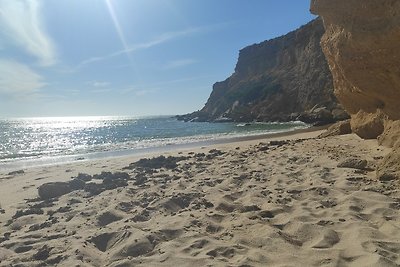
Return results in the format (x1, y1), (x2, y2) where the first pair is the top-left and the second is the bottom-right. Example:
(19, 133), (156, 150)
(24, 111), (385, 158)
(311, 0), (400, 180)
(178, 18), (346, 125)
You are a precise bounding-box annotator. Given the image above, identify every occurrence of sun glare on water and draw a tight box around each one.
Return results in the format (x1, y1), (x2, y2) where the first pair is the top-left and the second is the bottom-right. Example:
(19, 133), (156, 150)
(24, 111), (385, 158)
(18, 116), (121, 130)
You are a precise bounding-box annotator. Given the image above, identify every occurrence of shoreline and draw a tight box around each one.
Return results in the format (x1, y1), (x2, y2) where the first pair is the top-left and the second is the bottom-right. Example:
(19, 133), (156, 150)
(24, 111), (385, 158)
(0, 125), (326, 172)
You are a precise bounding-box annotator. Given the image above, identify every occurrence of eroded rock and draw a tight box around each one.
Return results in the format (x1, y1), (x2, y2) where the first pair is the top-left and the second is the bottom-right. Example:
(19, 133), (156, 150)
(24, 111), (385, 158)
(311, 0), (400, 180)
(38, 182), (72, 200)
(378, 120), (400, 147)
(350, 110), (385, 139)
(311, 0), (400, 123)
(377, 141), (400, 181)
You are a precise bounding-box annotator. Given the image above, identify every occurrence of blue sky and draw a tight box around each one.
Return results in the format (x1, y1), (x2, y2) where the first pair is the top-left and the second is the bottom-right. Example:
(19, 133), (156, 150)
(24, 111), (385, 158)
(0, 0), (316, 117)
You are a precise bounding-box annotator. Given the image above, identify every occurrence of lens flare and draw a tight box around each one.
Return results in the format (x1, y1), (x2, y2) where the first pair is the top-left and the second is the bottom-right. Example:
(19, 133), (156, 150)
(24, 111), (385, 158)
(104, 0), (129, 52)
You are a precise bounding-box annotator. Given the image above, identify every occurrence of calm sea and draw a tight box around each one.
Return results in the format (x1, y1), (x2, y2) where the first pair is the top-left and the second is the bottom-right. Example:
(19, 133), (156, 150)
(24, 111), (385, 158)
(0, 116), (307, 169)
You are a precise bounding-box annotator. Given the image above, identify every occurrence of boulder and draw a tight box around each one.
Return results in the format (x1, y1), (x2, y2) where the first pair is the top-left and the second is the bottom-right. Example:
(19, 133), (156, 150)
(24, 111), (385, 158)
(298, 107), (334, 126)
(350, 110), (385, 139)
(38, 182), (71, 200)
(331, 108), (350, 121)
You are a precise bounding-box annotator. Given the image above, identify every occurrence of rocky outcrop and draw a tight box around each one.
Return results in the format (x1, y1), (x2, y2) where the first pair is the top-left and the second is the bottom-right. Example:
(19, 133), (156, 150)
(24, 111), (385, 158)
(178, 18), (347, 125)
(318, 119), (351, 138)
(311, 0), (400, 137)
(377, 141), (400, 181)
(311, 0), (400, 180)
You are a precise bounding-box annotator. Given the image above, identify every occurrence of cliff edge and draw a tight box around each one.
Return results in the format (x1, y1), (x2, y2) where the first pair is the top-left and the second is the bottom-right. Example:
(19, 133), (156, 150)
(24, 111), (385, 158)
(178, 18), (347, 125)
(311, 0), (400, 180)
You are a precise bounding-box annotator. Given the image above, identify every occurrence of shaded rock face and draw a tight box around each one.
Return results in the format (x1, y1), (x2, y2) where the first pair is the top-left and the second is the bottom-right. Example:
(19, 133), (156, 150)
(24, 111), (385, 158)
(178, 18), (346, 124)
(311, 0), (400, 180)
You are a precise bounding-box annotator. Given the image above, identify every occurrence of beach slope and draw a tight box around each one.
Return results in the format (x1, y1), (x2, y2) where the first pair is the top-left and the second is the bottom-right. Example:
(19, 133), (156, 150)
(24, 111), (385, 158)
(0, 130), (399, 266)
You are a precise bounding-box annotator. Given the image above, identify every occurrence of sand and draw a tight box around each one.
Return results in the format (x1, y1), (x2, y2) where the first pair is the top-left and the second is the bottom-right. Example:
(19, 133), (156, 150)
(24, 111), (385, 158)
(0, 130), (399, 267)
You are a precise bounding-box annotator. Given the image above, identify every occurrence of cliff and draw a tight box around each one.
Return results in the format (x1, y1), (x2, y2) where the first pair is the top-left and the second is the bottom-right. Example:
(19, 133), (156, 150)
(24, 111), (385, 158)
(178, 18), (347, 125)
(311, 0), (400, 180)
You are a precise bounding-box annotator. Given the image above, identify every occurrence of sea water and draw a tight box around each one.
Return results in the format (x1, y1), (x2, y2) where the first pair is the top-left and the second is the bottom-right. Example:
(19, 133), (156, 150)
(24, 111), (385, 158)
(0, 116), (307, 169)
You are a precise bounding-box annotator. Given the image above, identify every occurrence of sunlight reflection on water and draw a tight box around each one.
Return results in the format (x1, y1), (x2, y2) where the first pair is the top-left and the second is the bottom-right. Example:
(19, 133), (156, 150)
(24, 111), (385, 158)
(0, 116), (307, 163)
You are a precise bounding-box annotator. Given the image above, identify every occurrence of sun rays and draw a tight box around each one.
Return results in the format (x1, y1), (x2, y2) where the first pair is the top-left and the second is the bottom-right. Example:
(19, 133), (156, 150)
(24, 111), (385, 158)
(104, 0), (129, 52)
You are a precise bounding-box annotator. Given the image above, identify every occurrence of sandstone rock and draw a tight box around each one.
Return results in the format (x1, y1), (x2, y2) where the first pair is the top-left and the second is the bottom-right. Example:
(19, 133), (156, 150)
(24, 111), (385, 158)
(378, 120), (400, 147)
(312, 0), (400, 181)
(311, 0), (400, 138)
(377, 141), (400, 181)
(350, 110), (386, 139)
(318, 119), (351, 138)
(38, 182), (72, 200)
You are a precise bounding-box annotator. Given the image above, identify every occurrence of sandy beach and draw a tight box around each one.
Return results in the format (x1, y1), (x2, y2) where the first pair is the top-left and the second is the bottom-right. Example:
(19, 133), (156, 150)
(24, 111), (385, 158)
(0, 129), (399, 267)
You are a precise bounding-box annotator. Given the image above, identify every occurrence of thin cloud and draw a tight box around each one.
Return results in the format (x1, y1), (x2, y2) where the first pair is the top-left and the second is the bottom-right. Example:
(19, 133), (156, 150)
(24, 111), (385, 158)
(0, 0), (56, 66)
(163, 59), (197, 70)
(135, 89), (157, 96)
(0, 59), (45, 94)
(91, 88), (112, 94)
(87, 81), (111, 88)
(133, 75), (216, 87)
(119, 75), (214, 95)
(79, 26), (207, 68)
(121, 86), (158, 96)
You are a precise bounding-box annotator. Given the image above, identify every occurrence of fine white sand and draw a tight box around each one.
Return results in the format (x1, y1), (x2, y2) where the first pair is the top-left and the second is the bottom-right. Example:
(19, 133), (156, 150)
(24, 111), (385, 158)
(0, 130), (399, 267)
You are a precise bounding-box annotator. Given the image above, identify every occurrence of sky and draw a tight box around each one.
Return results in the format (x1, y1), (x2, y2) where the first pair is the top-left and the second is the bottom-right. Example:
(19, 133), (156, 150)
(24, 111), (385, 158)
(0, 0), (316, 118)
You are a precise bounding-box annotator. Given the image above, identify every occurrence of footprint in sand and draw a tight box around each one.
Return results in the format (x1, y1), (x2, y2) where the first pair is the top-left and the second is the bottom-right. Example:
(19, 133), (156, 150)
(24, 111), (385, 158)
(97, 211), (123, 226)
(181, 238), (210, 256)
(311, 229), (340, 249)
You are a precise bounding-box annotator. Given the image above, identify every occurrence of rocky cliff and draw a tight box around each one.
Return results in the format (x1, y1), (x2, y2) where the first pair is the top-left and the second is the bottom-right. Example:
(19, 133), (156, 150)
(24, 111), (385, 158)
(178, 18), (347, 125)
(311, 0), (400, 180)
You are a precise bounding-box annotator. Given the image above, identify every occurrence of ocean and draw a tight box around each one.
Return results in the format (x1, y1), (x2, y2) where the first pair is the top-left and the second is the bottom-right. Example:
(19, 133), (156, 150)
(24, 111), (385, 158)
(0, 116), (307, 169)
